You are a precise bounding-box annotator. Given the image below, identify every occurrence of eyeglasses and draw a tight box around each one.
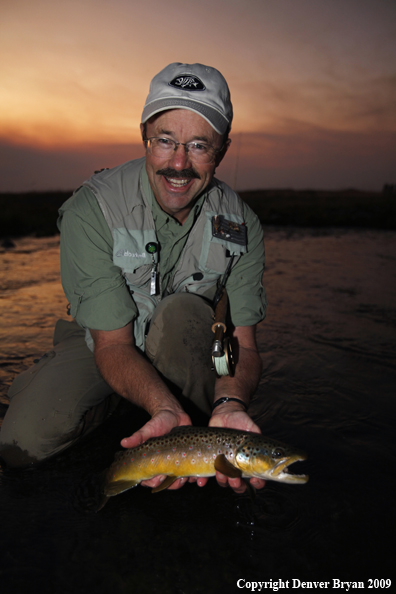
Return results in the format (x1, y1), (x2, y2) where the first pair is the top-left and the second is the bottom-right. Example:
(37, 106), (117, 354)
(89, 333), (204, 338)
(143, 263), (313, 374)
(145, 137), (222, 164)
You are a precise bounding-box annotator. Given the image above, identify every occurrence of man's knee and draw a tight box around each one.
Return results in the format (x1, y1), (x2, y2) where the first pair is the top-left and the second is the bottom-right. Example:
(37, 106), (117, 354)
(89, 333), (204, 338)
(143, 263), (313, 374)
(145, 293), (214, 362)
(0, 319), (115, 468)
(0, 393), (120, 468)
(0, 397), (80, 467)
(0, 443), (42, 468)
(144, 293), (216, 413)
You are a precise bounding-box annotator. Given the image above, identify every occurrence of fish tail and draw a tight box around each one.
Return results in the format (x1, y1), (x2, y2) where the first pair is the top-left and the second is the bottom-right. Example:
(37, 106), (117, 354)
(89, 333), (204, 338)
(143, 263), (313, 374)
(104, 478), (141, 497)
(73, 470), (109, 513)
(96, 493), (110, 512)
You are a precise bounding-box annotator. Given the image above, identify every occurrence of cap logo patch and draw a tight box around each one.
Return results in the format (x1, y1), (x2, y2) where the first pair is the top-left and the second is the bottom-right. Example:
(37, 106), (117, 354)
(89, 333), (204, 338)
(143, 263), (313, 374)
(169, 75), (205, 91)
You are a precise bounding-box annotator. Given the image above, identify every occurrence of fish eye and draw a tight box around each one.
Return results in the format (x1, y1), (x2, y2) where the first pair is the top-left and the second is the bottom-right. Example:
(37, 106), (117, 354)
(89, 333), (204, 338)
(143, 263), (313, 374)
(272, 448), (285, 458)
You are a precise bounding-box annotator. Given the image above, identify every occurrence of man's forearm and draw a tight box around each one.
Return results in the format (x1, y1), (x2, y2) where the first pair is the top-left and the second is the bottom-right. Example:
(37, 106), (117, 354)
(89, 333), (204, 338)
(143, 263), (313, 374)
(92, 336), (184, 418)
(213, 344), (262, 409)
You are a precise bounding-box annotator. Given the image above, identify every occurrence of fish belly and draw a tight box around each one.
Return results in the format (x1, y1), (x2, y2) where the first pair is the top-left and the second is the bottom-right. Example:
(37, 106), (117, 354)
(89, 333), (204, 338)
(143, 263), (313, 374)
(107, 448), (219, 485)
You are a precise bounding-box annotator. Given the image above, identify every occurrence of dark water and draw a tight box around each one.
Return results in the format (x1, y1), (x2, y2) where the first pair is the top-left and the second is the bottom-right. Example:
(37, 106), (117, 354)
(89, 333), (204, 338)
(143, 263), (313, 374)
(1, 228), (395, 593)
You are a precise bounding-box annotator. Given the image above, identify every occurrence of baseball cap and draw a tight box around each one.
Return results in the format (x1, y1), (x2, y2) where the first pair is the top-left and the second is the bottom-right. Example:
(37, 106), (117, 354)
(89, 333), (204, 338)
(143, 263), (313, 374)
(141, 63), (233, 135)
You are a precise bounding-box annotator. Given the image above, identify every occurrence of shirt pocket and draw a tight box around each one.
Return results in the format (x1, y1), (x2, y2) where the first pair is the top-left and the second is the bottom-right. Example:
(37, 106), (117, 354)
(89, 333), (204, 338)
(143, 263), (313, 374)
(123, 264), (152, 289)
(199, 212), (247, 275)
(112, 228), (157, 274)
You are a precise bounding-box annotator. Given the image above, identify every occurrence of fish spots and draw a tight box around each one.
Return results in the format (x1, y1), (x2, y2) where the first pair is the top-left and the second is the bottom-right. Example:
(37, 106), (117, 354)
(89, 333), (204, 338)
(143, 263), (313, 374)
(204, 458), (208, 463)
(191, 459), (195, 464)
(241, 447), (251, 459)
(176, 460), (179, 465)
(151, 458), (155, 463)
(182, 452), (186, 457)
(189, 445), (193, 450)
(197, 451), (201, 457)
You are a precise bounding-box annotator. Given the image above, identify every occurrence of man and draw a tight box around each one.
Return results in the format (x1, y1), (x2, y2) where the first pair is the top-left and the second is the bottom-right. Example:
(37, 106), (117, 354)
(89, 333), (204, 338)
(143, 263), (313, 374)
(0, 63), (267, 493)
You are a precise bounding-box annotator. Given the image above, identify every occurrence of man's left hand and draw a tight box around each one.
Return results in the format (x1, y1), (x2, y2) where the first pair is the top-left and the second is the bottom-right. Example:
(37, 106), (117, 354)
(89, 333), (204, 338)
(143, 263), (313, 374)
(195, 407), (266, 493)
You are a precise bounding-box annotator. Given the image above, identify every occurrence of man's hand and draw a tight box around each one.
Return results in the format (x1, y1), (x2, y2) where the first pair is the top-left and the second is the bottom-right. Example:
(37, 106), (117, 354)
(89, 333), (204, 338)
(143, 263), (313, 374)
(121, 409), (191, 449)
(194, 405), (266, 493)
(121, 408), (192, 491)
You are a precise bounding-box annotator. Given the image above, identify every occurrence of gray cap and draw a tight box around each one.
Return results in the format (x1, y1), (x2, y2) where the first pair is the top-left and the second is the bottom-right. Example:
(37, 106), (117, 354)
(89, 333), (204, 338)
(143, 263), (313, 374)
(141, 62), (233, 135)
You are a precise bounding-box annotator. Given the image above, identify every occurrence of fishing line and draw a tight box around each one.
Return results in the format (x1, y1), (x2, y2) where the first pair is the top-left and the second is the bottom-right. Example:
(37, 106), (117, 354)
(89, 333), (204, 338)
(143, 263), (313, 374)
(212, 336), (234, 376)
(213, 354), (229, 376)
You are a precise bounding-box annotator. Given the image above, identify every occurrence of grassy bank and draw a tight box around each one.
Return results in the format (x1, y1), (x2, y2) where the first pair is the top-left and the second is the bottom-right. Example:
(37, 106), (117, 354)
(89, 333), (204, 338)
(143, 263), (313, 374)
(1, 188), (395, 239)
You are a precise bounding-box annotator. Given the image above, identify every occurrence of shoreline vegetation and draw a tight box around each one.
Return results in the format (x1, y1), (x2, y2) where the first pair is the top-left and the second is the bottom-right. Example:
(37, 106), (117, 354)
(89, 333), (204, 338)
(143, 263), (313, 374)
(1, 188), (395, 238)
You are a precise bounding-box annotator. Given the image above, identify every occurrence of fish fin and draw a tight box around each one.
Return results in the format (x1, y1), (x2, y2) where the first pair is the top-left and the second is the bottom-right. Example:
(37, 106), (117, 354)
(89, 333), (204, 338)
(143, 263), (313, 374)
(104, 479), (140, 497)
(214, 454), (242, 478)
(151, 475), (178, 493)
(96, 495), (110, 512)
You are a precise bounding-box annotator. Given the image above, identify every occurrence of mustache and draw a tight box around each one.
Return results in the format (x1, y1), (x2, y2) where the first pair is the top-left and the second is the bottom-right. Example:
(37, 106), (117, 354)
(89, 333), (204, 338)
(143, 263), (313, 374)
(156, 167), (201, 180)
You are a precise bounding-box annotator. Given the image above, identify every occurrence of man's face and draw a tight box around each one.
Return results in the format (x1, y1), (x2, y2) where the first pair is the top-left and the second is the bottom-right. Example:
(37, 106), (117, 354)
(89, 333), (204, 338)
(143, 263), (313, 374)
(142, 109), (227, 224)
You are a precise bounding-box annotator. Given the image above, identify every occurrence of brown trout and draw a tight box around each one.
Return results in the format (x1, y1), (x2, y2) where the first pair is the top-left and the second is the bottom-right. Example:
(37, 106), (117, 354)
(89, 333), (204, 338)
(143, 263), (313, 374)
(103, 427), (308, 500)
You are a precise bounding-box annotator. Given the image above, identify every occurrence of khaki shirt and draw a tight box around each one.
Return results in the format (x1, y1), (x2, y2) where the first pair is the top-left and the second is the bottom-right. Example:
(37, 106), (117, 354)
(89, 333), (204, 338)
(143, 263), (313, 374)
(58, 167), (267, 331)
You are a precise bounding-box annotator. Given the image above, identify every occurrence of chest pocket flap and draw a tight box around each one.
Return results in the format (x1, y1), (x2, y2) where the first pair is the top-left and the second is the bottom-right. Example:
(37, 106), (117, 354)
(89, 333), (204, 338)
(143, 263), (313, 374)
(199, 211), (247, 274)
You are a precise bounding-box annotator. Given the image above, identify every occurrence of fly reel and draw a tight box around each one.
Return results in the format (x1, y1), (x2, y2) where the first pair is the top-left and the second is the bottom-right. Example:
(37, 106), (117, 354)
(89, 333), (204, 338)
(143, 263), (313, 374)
(211, 288), (235, 377)
(212, 335), (235, 377)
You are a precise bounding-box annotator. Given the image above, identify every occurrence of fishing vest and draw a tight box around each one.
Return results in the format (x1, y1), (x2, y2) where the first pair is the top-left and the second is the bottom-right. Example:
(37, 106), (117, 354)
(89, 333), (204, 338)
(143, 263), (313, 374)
(83, 157), (247, 351)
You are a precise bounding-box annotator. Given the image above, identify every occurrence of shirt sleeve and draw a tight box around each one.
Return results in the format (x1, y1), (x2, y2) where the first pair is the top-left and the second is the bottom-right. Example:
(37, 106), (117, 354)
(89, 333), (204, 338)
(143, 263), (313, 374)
(226, 202), (267, 327)
(58, 186), (138, 331)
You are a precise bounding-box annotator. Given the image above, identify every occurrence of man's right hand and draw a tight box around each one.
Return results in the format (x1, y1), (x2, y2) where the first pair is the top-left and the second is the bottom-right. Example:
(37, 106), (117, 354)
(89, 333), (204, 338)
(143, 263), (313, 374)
(121, 408), (191, 449)
(120, 408), (192, 491)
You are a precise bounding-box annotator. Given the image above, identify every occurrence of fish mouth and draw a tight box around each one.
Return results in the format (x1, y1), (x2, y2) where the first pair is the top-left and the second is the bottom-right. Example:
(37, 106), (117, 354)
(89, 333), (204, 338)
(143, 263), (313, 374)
(269, 454), (309, 484)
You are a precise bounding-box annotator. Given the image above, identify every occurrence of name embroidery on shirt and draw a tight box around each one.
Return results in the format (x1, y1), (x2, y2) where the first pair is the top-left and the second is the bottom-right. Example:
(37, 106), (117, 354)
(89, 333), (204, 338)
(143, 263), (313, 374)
(115, 250), (146, 258)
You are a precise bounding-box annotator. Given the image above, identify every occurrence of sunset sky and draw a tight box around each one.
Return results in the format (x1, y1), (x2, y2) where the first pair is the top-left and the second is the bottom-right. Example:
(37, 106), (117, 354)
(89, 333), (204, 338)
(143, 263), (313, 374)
(1, 0), (395, 192)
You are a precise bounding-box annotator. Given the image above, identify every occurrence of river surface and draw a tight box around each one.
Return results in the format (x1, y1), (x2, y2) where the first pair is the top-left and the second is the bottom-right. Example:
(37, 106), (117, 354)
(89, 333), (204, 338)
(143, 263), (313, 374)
(1, 228), (395, 593)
